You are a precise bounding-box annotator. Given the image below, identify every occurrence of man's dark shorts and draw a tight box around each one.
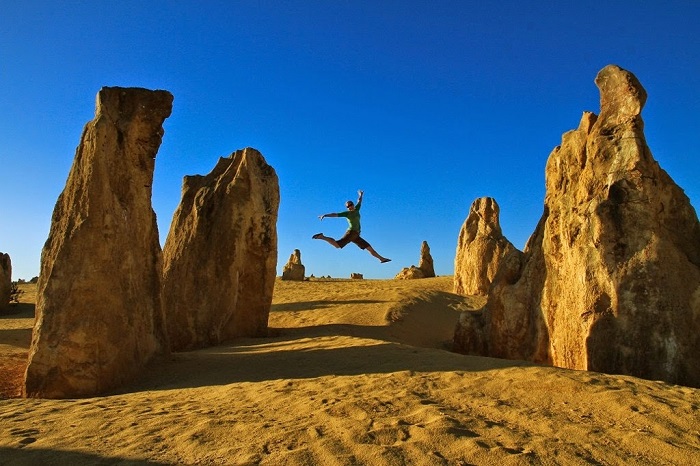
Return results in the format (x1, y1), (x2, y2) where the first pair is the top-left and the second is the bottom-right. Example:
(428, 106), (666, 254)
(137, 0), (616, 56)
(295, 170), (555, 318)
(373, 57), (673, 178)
(337, 229), (370, 249)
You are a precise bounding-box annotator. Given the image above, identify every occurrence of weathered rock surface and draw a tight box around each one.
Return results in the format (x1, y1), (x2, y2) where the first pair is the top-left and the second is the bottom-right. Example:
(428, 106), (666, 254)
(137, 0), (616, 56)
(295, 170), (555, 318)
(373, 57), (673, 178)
(24, 87), (173, 398)
(0, 252), (11, 311)
(395, 241), (436, 280)
(281, 249), (305, 281)
(162, 147), (279, 351)
(454, 65), (700, 387)
(453, 198), (521, 296)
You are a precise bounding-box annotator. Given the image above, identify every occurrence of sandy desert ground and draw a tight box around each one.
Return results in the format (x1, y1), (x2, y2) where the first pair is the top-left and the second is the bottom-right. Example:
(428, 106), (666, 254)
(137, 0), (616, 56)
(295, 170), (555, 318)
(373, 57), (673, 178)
(1, 277), (699, 465)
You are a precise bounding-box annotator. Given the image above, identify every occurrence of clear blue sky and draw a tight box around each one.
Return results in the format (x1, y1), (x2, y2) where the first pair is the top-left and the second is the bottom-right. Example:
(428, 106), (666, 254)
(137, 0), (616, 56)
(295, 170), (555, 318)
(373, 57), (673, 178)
(2, 1), (699, 280)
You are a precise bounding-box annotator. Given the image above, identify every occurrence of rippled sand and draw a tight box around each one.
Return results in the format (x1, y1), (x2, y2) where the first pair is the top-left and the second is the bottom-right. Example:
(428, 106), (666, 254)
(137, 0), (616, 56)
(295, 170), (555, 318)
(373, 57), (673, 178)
(1, 278), (698, 465)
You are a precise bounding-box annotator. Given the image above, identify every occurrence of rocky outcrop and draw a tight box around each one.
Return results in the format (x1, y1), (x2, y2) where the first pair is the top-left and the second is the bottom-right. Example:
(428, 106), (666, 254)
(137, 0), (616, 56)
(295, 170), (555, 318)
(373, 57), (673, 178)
(0, 253), (11, 311)
(454, 65), (700, 388)
(162, 148), (279, 351)
(395, 266), (425, 280)
(24, 87), (173, 398)
(281, 249), (305, 281)
(395, 241), (436, 280)
(350, 273), (364, 280)
(453, 197), (520, 296)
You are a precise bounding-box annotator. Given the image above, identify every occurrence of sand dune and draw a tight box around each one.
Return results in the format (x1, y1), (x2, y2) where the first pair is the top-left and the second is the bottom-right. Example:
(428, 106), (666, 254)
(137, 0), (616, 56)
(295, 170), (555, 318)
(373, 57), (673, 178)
(1, 278), (699, 465)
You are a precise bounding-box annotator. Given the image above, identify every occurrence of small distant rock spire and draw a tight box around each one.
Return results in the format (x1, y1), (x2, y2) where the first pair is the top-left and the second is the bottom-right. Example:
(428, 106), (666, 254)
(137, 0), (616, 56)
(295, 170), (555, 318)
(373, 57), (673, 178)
(395, 241), (436, 280)
(282, 249), (306, 281)
(418, 241), (435, 278)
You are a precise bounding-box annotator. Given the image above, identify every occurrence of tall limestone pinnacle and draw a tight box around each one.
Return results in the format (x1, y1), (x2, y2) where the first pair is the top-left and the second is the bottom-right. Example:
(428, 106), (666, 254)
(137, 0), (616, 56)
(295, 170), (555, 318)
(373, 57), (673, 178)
(454, 65), (700, 387)
(24, 87), (173, 398)
(162, 147), (280, 351)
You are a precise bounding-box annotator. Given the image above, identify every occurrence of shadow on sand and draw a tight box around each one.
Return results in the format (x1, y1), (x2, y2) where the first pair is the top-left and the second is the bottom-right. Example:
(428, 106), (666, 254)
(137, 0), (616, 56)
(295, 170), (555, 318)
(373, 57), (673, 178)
(270, 299), (385, 312)
(0, 302), (35, 319)
(0, 447), (168, 465)
(119, 323), (529, 394)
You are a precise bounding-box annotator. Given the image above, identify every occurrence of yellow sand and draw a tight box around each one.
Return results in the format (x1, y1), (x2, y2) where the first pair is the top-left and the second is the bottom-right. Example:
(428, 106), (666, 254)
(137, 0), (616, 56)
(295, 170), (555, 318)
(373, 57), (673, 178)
(1, 278), (699, 465)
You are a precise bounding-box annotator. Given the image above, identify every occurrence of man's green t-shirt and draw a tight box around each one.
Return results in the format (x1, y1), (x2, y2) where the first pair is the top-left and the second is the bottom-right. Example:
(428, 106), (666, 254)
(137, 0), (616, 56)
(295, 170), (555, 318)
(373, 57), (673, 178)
(337, 201), (361, 232)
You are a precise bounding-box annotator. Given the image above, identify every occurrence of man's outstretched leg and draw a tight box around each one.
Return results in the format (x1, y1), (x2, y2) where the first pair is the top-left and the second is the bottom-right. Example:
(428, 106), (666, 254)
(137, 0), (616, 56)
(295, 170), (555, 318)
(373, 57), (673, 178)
(313, 233), (341, 249)
(366, 245), (391, 263)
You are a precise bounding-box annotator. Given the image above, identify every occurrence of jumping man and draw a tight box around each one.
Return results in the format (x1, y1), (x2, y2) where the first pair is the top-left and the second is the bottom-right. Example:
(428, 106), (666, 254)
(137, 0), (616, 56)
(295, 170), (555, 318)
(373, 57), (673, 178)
(312, 190), (391, 263)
